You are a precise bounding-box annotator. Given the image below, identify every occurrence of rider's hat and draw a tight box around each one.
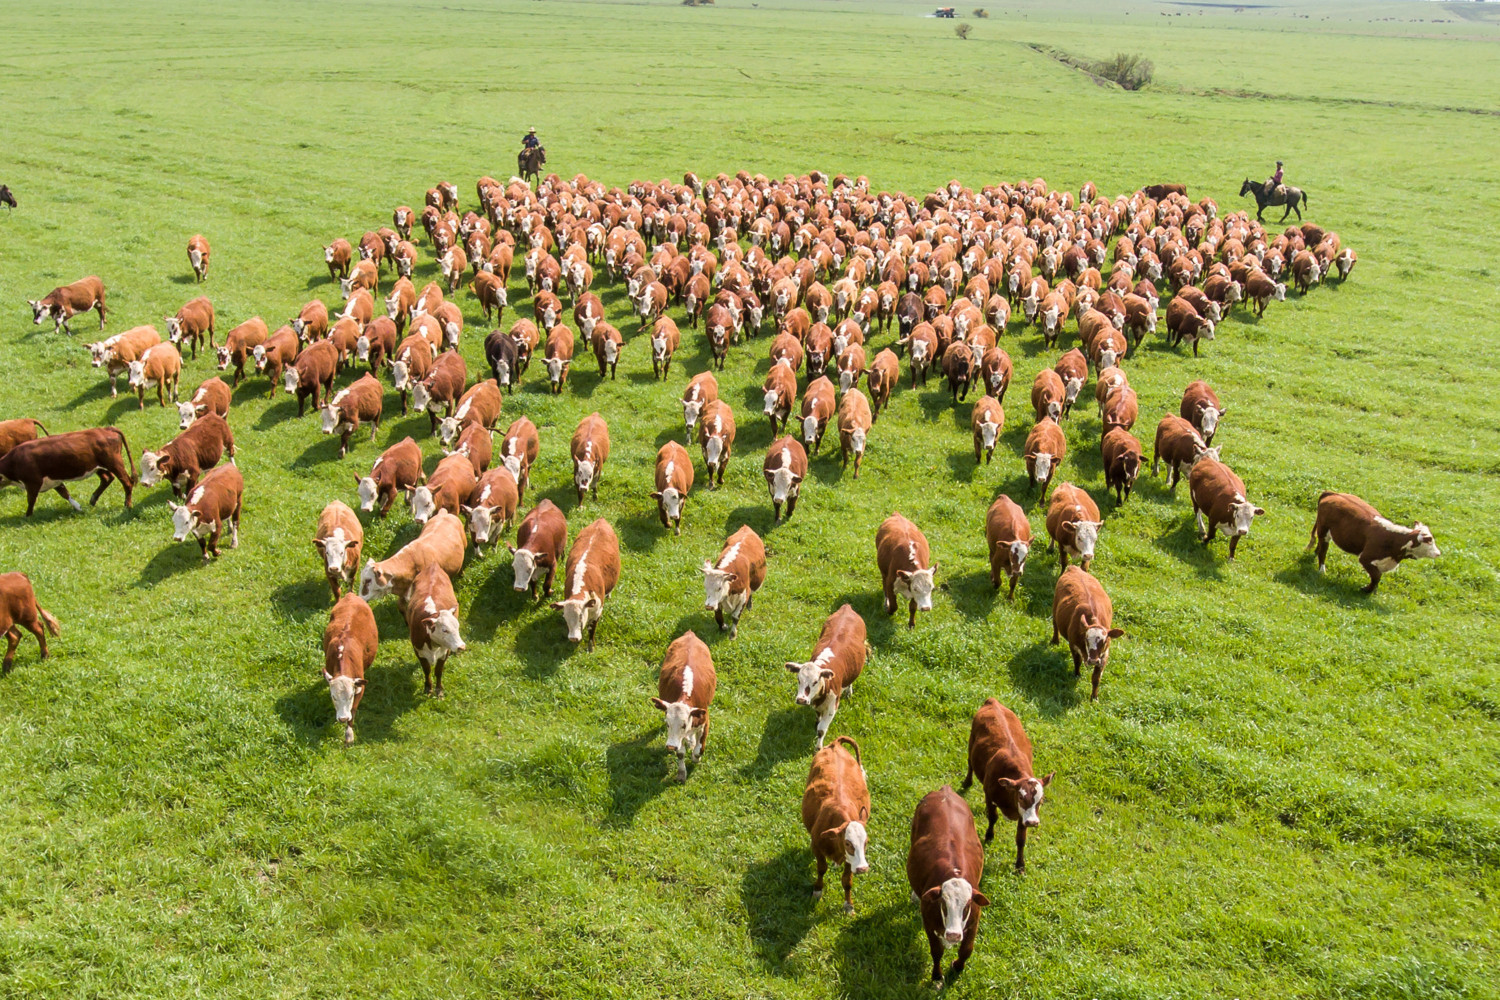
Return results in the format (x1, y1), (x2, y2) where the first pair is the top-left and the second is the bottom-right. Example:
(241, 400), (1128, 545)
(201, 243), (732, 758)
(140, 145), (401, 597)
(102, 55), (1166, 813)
(528, 127), (537, 133)
(1276, 160), (1283, 166)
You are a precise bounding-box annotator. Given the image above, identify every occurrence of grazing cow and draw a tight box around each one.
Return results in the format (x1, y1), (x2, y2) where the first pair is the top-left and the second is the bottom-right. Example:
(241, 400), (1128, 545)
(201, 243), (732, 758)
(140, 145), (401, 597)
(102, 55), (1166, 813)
(322, 593), (376, 745)
(1030, 369), (1064, 424)
(800, 377), (836, 455)
(570, 412), (610, 503)
(187, 234), (211, 282)
(681, 373), (720, 445)
(590, 323), (624, 380)
(838, 389), (873, 477)
(702, 525), (766, 637)
(413, 350), (466, 432)
(1151, 415), (1215, 489)
(1180, 380), (1225, 445)
(1166, 296), (1215, 356)
(651, 631), (717, 782)
(985, 495), (1031, 599)
(0, 418), (47, 462)
(463, 466), (519, 553)
(89, 324), (161, 398)
(509, 499), (567, 597)
(324, 239), (353, 281)
(166, 295), (215, 359)
(312, 500), (364, 601)
(544, 324), (575, 394)
(1045, 483), (1102, 572)
(867, 348), (899, 421)
(943, 342), (976, 402)
(1052, 566), (1123, 700)
(0, 573), (61, 674)
(320, 373), (384, 457)
(907, 787), (990, 984)
(253, 326), (299, 394)
(408, 453), (478, 526)
(1024, 418), (1066, 499)
(216, 316), (268, 387)
(762, 363), (796, 437)
(128, 342), (182, 410)
(786, 603), (867, 746)
(0, 427), (136, 515)
(168, 463), (243, 560)
(552, 517), (620, 650)
(360, 509), (466, 606)
(484, 329), (520, 392)
(438, 379), (502, 448)
(405, 563), (466, 698)
(139, 412), (235, 497)
(763, 436), (808, 522)
(961, 699), (1053, 870)
(971, 396), (1004, 465)
(28, 276), (107, 334)
(292, 299), (330, 344)
(1308, 492), (1440, 593)
(355, 436), (423, 517)
(1189, 458), (1266, 559)
(285, 339), (338, 417)
(802, 736), (871, 912)
(876, 513), (937, 629)
(650, 317), (681, 379)
(651, 440), (694, 536)
(498, 417), (539, 500)
(698, 399), (736, 487)
(1101, 427), (1143, 503)
(1053, 349), (1088, 418)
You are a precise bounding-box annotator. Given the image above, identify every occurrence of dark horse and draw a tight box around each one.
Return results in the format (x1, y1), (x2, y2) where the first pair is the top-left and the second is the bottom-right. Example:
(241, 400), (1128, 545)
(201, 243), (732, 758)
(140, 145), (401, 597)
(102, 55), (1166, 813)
(1239, 178), (1306, 222)
(517, 147), (546, 188)
(0, 185), (15, 210)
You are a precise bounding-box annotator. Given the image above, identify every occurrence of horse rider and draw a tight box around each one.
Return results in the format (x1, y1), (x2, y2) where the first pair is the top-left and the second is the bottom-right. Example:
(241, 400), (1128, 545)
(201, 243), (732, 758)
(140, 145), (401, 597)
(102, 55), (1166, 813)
(1264, 160), (1284, 196)
(522, 127), (542, 153)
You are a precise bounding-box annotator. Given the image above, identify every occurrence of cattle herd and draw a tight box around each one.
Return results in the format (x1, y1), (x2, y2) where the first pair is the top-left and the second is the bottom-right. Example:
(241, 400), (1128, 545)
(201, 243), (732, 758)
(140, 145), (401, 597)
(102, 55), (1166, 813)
(1, 169), (1442, 982)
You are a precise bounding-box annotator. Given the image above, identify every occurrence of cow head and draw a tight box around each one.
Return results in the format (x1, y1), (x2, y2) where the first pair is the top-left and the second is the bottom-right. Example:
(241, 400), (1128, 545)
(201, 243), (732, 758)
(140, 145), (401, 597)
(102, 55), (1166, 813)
(895, 562), (938, 612)
(838, 820), (870, 874)
(215, 345), (233, 370)
(762, 388), (782, 417)
(767, 461), (802, 505)
(167, 501), (203, 542)
(283, 367), (301, 394)
(437, 417), (464, 448)
(652, 487), (685, 528)
(354, 475), (379, 512)
(998, 772), (1054, 827)
(839, 366), (860, 394)
(324, 669), (366, 743)
(650, 696), (706, 755)
(1006, 539), (1030, 578)
(314, 528), (354, 579)
(549, 592), (601, 643)
(701, 561), (739, 611)
(848, 425), (867, 456)
(703, 433), (724, 472)
(572, 457), (595, 496)
(977, 416), (1000, 453)
(509, 545), (539, 591)
(1064, 520), (1102, 566)
(1198, 405), (1225, 440)
(801, 415), (821, 448)
(923, 878), (990, 946)
(359, 560), (395, 601)
(785, 656), (834, 706)
(545, 356), (567, 387)
(323, 245), (337, 265)
(390, 360), (411, 391)
(1404, 522), (1441, 561)
(87, 341), (112, 367)
(423, 602), (466, 656)
(176, 402), (202, 429)
(126, 360), (148, 389)
(1028, 451), (1054, 486)
(319, 402), (345, 435)
(1081, 618), (1125, 667)
(411, 381), (433, 413)
(139, 451), (167, 488)
(407, 485), (437, 525)
(165, 317), (184, 343)
(462, 504), (502, 547)
(339, 277), (358, 301)
(28, 300), (49, 325)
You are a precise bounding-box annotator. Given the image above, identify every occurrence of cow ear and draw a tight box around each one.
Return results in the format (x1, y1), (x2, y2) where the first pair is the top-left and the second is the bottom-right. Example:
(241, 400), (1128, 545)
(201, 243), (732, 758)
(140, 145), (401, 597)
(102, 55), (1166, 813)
(895, 569), (912, 581)
(971, 891), (991, 908)
(1041, 771), (1055, 787)
(818, 668), (835, 682)
(460, 505), (472, 517)
(1107, 628), (1125, 639)
(548, 601), (564, 610)
(353, 678), (366, 692)
(689, 708), (707, 724)
(311, 539), (326, 552)
(323, 670), (335, 683)
(649, 491), (663, 500)
(353, 474), (363, 487)
(921, 886), (942, 904)
(1253, 507), (1266, 517)
(650, 697), (667, 712)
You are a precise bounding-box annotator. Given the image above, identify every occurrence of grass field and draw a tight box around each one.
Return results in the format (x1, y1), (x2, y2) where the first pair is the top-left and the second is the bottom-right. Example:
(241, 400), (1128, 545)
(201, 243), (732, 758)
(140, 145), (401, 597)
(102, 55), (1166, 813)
(2, 1), (1499, 997)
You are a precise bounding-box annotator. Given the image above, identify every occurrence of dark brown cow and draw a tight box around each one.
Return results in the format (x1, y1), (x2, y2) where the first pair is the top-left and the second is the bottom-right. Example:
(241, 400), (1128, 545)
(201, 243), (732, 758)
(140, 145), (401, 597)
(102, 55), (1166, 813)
(509, 499), (568, 597)
(785, 603), (867, 745)
(801, 736), (871, 912)
(961, 698), (1053, 870)
(139, 412), (235, 498)
(29, 276), (107, 334)
(0, 572), (61, 674)
(0, 427), (135, 515)
(907, 787), (990, 983)
(168, 463), (243, 560)
(551, 517), (621, 650)
(1052, 566), (1123, 700)
(356, 437), (424, 517)
(1308, 492), (1440, 593)
(1101, 427), (1143, 503)
(876, 513), (937, 629)
(323, 593), (376, 745)
(702, 525), (766, 637)
(985, 495), (1031, 599)
(651, 630), (717, 781)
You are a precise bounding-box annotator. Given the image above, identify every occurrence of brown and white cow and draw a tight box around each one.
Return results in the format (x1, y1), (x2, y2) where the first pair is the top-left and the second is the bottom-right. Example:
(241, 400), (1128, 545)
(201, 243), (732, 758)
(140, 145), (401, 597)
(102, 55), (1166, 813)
(284, 338), (338, 417)
(252, 326), (299, 394)
(763, 436), (807, 522)
(445, 421), (492, 478)
(907, 786), (990, 984)
(651, 630), (717, 782)
(292, 299), (330, 343)
(1166, 296), (1215, 356)
(786, 603), (867, 746)
(590, 323), (624, 380)
(359, 509), (466, 606)
(543, 324), (575, 394)
(0, 427), (135, 515)
(551, 517), (620, 650)
(1101, 427), (1143, 503)
(1030, 369), (1064, 424)
(166, 295), (215, 359)
(800, 376), (835, 455)
(762, 363), (796, 437)
(1180, 380), (1225, 445)
(509, 499), (567, 597)
(459, 455), (518, 552)
(390, 335), (433, 414)
(0, 572), (61, 674)
(324, 239), (353, 281)
(128, 341), (182, 410)
(175, 376), (231, 431)
(168, 463), (243, 560)
(698, 399), (735, 488)
(702, 525), (766, 637)
(961, 698), (1053, 871)
(0, 418), (47, 462)
(498, 416), (539, 502)
(356, 436), (423, 517)
(1023, 418), (1066, 498)
(438, 379), (502, 448)
(867, 348), (899, 421)
(570, 412), (610, 504)
(320, 373), (384, 457)
(971, 396), (1004, 465)
(323, 593), (376, 745)
(802, 736), (871, 912)
(1189, 458), (1265, 559)
(980, 347), (1012, 405)
(1045, 483), (1102, 573)
(1308, 492), (1440, 593)
(412, 350), (466, 432)
(187, 234), (211, 283)
(29, 276), (107, 334)
(838, 389), (873, 477)
(1151, 415), (1215, 490)
(651, 440), (694, 535)
(1100, 385), (1138, 435)
(1094, 365), (1128, 417)
(312, 500), (364, 601)
(89, 324), (160, 398)
(140, 412), (235, 498)
(408, 453), (478, 526)
(675, 371), (715, 444)
(650, 317), (681, 379)
(405, 562), (466, 698)
(340, 258), (380, 301)
(216, 317), (268, 387)
(1052, 566), (1123, 701)
(1053, 349), (1088, 418)
(876, 513), (937, 629)
(985, 495), (1031, 600)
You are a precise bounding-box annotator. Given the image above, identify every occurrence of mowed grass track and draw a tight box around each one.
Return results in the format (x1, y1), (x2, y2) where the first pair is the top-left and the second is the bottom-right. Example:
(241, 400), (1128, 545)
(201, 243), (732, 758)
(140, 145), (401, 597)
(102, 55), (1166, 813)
(1, 1), (1498, 997)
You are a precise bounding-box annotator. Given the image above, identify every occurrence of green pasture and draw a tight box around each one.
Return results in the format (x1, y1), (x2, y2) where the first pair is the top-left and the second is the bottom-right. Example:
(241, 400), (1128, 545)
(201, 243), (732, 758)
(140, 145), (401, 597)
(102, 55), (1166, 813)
(0, 1), (1497, 997)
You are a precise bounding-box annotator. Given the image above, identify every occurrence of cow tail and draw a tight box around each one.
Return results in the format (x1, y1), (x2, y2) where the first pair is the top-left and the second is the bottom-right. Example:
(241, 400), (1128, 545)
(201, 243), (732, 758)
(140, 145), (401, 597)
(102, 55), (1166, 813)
(33, 420), (49, 437)
(834, 735), (862, 765)
(115, 427), (136, 478)
(38, 608), (61, 637)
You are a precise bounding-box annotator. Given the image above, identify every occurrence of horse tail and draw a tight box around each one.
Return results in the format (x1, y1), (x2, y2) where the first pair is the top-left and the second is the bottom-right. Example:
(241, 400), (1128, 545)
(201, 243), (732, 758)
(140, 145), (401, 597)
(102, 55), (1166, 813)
(1300, 187), (1309, 208)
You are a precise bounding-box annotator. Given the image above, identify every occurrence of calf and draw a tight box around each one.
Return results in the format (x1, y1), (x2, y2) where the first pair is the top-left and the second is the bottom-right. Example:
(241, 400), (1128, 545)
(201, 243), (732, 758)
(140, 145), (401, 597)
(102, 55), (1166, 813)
(961, 699), (1053, 870)
(763, 363), (796, 437)
(187, 234), (211, 282)
(802, 736), (871, 912)
(876, 513), (937, 629)
(702, 525), (766, 637)
(405, 563), (466, 698)
(652, 440), (694, 535)
(322, 593), (376, 745)
(1308, 491), (1440, 593)
(1101, 427), (1143, 503)
(356, 436), (423, 517)
(166, 296), (215, 359)
(682, 372), (718, 443)
(463, 467), (519, 553)
(359, 509), (466, 606)
(312, 500), (364, 601)
(551, 517), (620, 650)
(438, 379), (503, 448)
(590, 323), (624, 380)
(907, 787), (990, 983)
(571, 412), (611, 503)
(29, 276), (107, 334)
(509, 499), (567, 597)
(252, 326), (299, 395)
(698, 399), (736, 487)
(0, 573), (61, 674)
(650, 317), (681, 379)
(140, 412), (235, 498)
(128, 342), (182, 410)
(285, 339), (338, 417)
(786, 603), (867, 746)
(763, 436), (808, 522)
(838, 389), (873, 477)
(177, 376), (231, 430)
(0, 427), (135, 515)
(867, 348), (899, 420)
(1180, 380), (1225, 445)
(1052, 566), (1123, 700)
(413, 350), (466, 432)
(408, 453), (478, 525)
(0, 418), (47, 462)
(168, 463), (243, 560)
(320, 373), (384, 457)
(985, 495), (1031, 600)
(652, 631), (717, 781)
(498, 417), (539, 500)
(216, 316), (268, 387)
(1189, 458), (1266, 559)
(1045, 483), (1102, 572)
(1031, 369), (1064, 423)
(89, 324), (161, 398)
(1151, 415), (1214, 489)
(544, 324), (575, 394)
(1023, 418), (1066, 498)
(971, 396), (1003, 465)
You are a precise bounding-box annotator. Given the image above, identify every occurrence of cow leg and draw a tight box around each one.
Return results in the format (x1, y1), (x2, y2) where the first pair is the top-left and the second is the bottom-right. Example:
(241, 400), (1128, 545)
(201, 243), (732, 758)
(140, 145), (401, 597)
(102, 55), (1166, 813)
(230, 505), (241, 548)
(813, 855), (827, 900)
(815, 699), (836, 746)
(542, 564), (556, 598)
(772, 500), (782, 523)
(1228, 536), (1240, 560)
(3, 628), (19, 673)
(1071, 647), (1082, 674)
(434, 659), (446, 698)
(1008, 574), (1019, 601)
(907, 600), (917, 630)
(1015, 820), (1030, 871)
(1091, 663), (1104, 700)
(984, 800), (998, 842)
(586, 617), (598, 653)
(714, 608), (725, 632)
(926, 932), (945, 983)
(784, 494), (796, 521)
(422, 659), (433, 695)
(1360, 560), (1382, 594)
(883, 583), (896, 615)
(841, 864), (855, 914)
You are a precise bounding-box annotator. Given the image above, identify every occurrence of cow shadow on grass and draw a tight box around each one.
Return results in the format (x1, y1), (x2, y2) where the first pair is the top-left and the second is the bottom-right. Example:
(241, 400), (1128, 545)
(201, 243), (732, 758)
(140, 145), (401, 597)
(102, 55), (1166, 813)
(64, 381), (113, 411)
(946, 569), (999, 622)
(742, 846), (819, 972)
(170, 273), (197, 286)
(273, 661), (419, 747)
(618, 509), (665, 554)
(1006, 639), (1082, 718)
(269, 578), (331, 623)
(0, 503), (82, 528)
(726, 505), (777, 539)
(513, 614), (576, 681)
(834, 902), (926, 995)
(230, 380), (268, 405)
(1151, 518), (1228, 581)
(603, 727), (672, 828)
(103, 395), (145, 424)
(253, 398), (301, 431)
(947, 449), (981, 484)
(291, 435), (344, 470)
(466, 553), (529, 642)
(740, 707), (812, 782)
(131, 542), (205, 588)
(1273, 557), (1392, 612)
(832, 590), (899, 649)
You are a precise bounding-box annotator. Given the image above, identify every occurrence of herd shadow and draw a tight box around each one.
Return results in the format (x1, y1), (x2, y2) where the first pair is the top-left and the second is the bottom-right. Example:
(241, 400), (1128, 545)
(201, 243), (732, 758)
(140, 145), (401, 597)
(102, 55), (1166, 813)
(739, 707), (810, 781)
(742, 847), (819, 970)
(603, 727), (672, 827)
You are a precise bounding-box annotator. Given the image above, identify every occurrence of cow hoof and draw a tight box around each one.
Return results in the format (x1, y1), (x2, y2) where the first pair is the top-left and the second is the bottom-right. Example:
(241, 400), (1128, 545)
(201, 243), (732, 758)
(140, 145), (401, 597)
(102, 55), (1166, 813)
(811, 888), (823, 900)
(843, 903), (855, 915)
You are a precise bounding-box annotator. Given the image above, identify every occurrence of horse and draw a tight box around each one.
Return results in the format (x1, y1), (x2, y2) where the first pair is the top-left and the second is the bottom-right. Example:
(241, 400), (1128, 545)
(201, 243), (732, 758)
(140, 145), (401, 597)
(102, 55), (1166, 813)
(1239, 178), (1307, 222)
(0, 185), (15, 211)
(517, 146), (546, 188)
